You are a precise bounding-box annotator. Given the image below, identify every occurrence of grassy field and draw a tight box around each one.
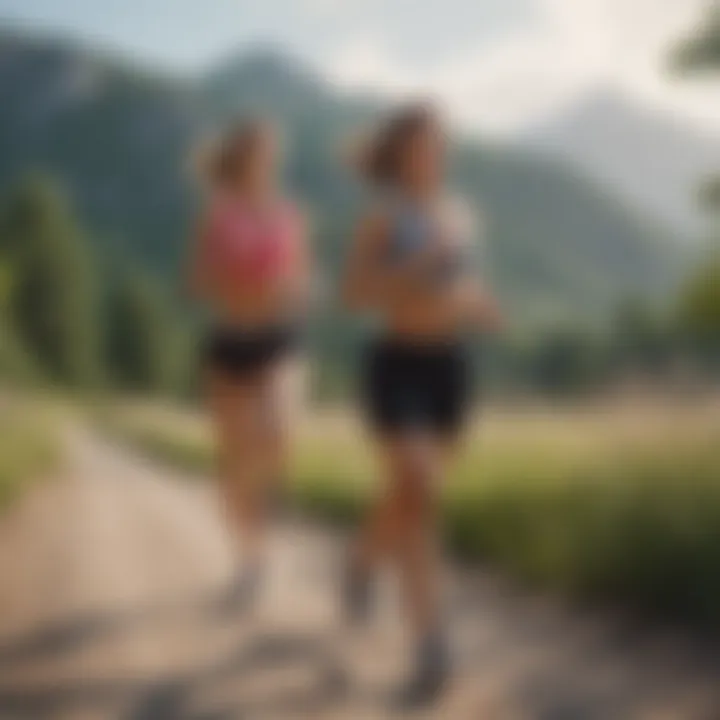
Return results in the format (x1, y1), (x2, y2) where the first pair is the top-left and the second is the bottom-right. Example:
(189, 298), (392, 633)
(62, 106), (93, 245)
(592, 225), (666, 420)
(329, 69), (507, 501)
(0, 396), (61, 512)
(99, 397), (720, 626)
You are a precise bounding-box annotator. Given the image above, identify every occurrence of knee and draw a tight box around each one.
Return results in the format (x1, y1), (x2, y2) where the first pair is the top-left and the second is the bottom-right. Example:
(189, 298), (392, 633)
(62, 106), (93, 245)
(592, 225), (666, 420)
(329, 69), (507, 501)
(258, 419), (287, 461)
(393, 458), (434, 524)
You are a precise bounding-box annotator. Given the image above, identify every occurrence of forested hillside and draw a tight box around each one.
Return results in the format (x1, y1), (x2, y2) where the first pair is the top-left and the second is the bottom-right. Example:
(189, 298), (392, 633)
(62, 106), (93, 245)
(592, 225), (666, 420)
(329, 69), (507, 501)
(0, 31), (686, 321)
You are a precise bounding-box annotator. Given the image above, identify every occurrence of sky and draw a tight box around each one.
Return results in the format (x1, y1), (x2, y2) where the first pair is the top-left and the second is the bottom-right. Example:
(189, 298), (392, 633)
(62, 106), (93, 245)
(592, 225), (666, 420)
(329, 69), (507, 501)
(0, 0), (718, 136)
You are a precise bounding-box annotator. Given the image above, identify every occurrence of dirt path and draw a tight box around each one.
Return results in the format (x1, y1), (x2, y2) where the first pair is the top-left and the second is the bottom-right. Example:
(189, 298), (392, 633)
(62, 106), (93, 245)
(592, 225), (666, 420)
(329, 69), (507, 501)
(1, 430), (719, 720)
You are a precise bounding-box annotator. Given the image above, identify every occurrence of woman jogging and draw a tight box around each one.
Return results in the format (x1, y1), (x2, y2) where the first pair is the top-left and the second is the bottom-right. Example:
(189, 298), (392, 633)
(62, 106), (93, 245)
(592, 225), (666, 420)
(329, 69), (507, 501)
(188, 118), (309, 613)
(342, 102), (501, 706)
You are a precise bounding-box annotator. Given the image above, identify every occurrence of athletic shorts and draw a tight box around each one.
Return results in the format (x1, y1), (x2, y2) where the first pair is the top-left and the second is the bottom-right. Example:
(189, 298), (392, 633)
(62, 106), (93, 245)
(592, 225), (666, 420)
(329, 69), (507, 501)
(362, 337), (472, 436)
(204, 324), (300, 378)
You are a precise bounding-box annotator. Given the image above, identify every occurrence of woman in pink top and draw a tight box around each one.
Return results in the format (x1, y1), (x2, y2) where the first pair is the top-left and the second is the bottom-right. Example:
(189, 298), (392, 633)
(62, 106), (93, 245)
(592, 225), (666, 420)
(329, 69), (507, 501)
(188, 118), (309, 613)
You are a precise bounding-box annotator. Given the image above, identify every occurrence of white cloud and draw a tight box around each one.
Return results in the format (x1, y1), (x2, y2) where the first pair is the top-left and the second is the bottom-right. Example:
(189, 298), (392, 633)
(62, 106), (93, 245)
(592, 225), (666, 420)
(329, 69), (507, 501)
(327, 39), (420, 93)
(326, 0), (720, 136)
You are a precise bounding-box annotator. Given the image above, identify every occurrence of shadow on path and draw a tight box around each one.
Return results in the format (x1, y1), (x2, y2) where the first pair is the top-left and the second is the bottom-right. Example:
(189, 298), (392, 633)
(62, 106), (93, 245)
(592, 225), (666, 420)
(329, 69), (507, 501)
(0, 585), (248, 670)
(0, 629), (347, 720)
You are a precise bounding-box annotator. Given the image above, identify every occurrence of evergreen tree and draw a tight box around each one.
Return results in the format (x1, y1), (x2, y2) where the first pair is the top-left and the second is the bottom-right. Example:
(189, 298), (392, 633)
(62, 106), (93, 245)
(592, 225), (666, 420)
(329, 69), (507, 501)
(526, 327), (603, 395)
(610, 298), (674, 375)
(673, 5), (720, 214)
(0, 175), (101, 387)
(672, 5), (720, 74)
(104, 268), (187, 396)
(672, 4), (720, 371)
(677, 258), (720, 362)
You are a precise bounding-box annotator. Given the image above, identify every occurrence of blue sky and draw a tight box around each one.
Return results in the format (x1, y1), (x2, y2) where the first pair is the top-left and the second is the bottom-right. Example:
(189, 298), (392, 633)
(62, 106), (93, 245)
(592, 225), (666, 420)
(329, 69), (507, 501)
(0, 0), (717, 136)
(0, 0), (532, 71)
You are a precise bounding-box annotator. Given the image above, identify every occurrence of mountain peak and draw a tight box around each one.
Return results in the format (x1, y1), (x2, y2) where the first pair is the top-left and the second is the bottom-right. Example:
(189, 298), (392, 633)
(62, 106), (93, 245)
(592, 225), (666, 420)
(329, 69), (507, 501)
(204, 45), (324, 97)
(524, 88), (720, 235)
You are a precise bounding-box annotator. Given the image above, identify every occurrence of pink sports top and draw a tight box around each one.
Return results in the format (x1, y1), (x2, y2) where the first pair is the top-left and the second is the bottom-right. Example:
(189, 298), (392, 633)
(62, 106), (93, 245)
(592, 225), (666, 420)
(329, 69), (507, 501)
(202, 196), (302, 289)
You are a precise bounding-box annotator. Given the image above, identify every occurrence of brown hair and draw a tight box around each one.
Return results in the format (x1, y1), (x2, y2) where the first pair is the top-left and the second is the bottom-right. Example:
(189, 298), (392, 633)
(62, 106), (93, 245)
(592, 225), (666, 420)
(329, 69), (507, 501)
(353, 102), (440, 187)
(195, 117), (273, 188)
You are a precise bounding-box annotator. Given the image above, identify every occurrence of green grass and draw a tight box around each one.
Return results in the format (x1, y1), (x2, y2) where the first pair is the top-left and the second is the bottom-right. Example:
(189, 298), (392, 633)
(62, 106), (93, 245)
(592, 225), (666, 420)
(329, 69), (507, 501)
(98, 401), (720, 626)
(0, 401), (61, 512)
(100, 411), (210, 473)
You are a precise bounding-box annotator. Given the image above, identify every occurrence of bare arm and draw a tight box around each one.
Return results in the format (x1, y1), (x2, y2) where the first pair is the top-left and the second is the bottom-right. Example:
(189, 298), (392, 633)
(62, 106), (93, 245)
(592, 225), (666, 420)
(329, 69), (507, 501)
(342, 211), (386, 310)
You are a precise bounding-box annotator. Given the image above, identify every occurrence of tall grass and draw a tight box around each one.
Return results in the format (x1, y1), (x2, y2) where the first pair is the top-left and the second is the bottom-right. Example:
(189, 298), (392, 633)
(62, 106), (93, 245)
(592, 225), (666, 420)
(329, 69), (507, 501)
(99, 400), (720, 626)
(0, 402), (60, 511)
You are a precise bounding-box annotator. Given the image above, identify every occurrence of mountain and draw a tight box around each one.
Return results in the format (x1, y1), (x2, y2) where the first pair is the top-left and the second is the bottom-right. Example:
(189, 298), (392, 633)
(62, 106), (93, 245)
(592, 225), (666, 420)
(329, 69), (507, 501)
(0, 30), (689, 324)
(0, 30), (207, 273)
(523, 89), (720, 237)
(204, 49), (328, 117)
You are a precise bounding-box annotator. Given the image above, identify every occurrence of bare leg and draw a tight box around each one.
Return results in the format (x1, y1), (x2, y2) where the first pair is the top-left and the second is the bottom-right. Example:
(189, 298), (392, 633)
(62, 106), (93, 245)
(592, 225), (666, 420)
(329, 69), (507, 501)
(393, 434), (459, 707)
(344, 441), (402, 623)
(207, 371), (268, 611)
(252, 359), (301, 511)
(351, 432), (454, 706)
(347, 434), (444, 631)
(351, 486), (402, 572)
(387, 434), (443, 635)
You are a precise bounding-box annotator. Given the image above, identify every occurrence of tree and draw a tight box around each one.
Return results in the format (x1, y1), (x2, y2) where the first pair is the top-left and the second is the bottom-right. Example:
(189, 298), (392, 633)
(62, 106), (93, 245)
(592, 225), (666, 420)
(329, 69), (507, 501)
(0, 314), (45, 385)
(104, 268), (188, 396)
(525, 326), (605, 396)
(677, 258), (720, 361)
(0, 175), (101, 387)
(672, 4), (720, 215)
(671, 5), (720, 74)
(671, 5), (720, 372)
(610, 298), (674, 375)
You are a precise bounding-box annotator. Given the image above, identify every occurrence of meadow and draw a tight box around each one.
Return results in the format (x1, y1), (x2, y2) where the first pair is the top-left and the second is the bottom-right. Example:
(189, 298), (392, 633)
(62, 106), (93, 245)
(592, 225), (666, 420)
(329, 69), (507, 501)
(100, 397), (720, 626)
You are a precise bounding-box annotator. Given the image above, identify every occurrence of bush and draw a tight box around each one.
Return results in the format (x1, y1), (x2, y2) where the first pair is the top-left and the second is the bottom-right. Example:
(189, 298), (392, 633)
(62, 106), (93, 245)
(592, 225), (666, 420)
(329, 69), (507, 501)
(0, 316), (45, 385)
